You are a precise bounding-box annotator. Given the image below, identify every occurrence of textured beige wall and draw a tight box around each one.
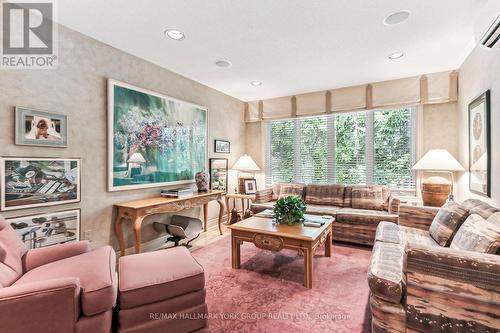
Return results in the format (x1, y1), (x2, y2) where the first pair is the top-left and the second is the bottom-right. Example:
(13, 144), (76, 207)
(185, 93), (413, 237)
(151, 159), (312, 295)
(457, 45), (500, 206)
(422, 103), (459, 157)
(0, 26), (245, 250)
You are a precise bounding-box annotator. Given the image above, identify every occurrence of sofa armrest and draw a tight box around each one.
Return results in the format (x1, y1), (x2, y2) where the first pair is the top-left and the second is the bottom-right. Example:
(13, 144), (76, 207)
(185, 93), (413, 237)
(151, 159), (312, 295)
(23, 241), (91, 272)
(388, 195), (401, 214)
(255, 187), (273, 203)
(0, 277), (80, 333)
(398, 204), (439, 230)
(404, 243), (500, 331)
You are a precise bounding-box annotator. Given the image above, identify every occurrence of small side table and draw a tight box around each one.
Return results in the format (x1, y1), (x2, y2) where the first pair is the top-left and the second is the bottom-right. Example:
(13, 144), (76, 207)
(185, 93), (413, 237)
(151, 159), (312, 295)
(225, 193), (256, 224)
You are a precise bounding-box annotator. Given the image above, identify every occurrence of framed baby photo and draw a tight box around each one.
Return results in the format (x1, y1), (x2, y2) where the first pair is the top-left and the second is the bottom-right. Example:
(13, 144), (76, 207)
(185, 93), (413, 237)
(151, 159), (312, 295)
(243, 178), (257, 194)
(15, 107), (68, 147)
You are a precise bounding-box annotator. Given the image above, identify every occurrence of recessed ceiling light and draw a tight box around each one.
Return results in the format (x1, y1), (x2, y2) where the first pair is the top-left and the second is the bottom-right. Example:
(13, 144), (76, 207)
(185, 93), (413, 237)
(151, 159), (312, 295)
(165, 29), (185, 40)
(383, 11), (411, 25)
(388, 52), (405, 60)
(250, 81), (262, 86)
(215, 60), (232, 68)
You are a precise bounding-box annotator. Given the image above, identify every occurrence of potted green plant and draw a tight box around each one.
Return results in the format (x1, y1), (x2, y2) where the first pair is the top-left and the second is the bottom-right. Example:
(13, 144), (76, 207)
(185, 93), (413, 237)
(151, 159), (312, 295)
(273, 195), (306, 225)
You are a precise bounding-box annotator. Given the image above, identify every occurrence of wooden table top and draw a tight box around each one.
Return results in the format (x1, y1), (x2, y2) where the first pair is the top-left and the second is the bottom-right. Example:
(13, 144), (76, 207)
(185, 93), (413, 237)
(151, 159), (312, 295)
(114, 190), (224, 209)
(228, 215), (334, 241)
(225, 193), (256, 199)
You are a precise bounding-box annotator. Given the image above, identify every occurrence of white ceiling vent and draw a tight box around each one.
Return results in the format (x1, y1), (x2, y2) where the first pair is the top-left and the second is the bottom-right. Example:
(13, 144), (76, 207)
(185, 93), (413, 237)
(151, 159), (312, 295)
(480, 14), (500, 49)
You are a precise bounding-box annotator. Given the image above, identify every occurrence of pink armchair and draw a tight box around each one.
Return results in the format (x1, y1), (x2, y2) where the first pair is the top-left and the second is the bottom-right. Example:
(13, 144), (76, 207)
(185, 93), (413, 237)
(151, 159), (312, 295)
(0, 215), (117, 333)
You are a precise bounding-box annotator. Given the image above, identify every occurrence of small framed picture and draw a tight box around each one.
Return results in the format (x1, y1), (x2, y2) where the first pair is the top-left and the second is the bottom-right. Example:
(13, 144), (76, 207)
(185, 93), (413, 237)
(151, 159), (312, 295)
(7, 209), (80, 250)
(1, 157), (81, 211)
(15, 107), (68, 147)
(209, 158), (228, 192)
(214, 139), (230, 153)
(243, 178), (257, 194)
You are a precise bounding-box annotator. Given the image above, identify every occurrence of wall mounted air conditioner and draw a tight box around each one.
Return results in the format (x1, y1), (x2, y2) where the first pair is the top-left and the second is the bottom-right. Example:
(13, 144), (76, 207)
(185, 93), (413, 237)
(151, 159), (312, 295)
(480, 14), (500, 49)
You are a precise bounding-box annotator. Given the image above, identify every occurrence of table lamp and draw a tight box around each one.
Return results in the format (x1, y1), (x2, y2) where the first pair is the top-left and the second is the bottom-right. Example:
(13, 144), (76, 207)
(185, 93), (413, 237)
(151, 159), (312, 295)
(412, 149), (464, 207)
(232, 154), (260, 193)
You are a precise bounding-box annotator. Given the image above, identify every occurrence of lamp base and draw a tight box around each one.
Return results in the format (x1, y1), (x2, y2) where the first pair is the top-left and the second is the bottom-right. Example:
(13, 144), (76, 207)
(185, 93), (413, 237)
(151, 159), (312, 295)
(421, 182), (451, 207)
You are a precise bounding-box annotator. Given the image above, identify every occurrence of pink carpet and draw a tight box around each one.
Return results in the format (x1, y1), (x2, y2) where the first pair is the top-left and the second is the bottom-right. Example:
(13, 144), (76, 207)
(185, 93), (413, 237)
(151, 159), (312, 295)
(192, 235), (372, 333)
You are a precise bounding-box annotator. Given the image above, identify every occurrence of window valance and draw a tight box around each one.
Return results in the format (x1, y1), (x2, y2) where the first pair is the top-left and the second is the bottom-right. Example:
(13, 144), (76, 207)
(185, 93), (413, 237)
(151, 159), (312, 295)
(245, 70), (458, 122)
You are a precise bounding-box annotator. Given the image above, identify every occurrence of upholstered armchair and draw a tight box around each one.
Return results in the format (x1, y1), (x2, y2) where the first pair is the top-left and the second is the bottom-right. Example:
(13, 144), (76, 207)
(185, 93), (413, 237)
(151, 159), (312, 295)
(0, 215), (117, 333)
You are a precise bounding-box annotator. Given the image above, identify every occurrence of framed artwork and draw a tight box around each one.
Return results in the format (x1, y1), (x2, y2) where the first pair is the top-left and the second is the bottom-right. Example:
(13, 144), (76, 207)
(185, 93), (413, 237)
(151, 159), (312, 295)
(244, 178), (257, 194)
(214, 139), (230, 153)
(468, 90), (491, 197)
(0, 157), (80, 211)
(108, 79), (208, 191)
(209, 158), (228, 192)
(7, 209), (80, 250)
(15, 107), (68, 147)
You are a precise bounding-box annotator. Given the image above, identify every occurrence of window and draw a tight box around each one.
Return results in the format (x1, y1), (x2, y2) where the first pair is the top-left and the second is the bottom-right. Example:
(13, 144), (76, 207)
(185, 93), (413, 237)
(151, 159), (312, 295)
(265, 107), (417, 191)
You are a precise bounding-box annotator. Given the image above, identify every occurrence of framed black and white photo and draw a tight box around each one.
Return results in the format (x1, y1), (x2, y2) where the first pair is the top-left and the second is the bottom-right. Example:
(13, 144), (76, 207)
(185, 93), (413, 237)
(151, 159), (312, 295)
(243, 178), (257, 194)
(15, 107), (68, 147)
(214, 139), (230, 153)
(1, 157), (81, 211)
(468, 90), (491, 197)
(7, 209), (80, 249)
(209, 158), (228, 192)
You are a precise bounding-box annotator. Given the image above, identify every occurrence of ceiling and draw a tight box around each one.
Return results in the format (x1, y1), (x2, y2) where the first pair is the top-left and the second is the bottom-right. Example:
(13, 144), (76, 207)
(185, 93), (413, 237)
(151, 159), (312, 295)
(57, 0), (488, 101)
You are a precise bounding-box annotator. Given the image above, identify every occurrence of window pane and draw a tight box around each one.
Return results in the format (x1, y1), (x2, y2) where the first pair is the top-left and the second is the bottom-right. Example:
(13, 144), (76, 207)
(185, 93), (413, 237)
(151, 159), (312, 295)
(373, 108), (414, 188)
(269, 120), (294, 183)
(335, 112), (366, 184)
(299, 117), (328, 183)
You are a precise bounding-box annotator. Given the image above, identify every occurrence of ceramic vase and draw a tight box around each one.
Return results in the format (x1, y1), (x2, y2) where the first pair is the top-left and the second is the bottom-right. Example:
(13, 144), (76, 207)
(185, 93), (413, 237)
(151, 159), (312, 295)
(195, 171), (209, 192)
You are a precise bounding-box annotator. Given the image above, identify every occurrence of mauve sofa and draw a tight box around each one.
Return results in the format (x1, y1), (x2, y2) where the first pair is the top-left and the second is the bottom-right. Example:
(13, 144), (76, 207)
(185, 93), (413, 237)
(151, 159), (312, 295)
(0, 214), (117, 333)
(252, 183), (401, 245)
(368, 199), (500, 332)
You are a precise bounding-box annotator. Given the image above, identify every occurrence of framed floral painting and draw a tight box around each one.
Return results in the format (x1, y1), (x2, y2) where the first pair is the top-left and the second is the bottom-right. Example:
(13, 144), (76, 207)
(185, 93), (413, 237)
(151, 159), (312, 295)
(108, 80), (208, 191)
(468, 90), (490, 197)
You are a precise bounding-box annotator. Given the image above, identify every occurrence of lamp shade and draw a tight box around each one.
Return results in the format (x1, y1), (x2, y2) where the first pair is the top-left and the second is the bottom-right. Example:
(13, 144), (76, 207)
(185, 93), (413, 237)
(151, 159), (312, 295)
(412, 149), (464, 171)
(128, 152), (146, 164)
(232, 154), (260, 171)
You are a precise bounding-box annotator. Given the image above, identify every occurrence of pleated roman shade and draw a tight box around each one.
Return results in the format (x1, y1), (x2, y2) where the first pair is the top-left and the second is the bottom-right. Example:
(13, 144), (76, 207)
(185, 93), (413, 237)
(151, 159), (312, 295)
(244, 70), (458, 123)
(295, 91), (327, 116)
(329, 84), (367, 112)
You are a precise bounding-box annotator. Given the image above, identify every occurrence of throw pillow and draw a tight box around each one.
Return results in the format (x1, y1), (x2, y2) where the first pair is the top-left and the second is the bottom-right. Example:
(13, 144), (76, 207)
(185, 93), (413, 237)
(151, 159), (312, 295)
(305, 184), (345, 206)
(351, 186), (386, 211)
(450, 213), (500, 254)
(279, 184), (304, 199)
(429, 201), (469, 246)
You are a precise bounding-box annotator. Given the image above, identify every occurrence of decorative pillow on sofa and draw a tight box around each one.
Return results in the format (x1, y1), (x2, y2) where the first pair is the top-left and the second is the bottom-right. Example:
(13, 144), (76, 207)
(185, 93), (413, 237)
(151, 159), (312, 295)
(305, 184), (345, 206)
(450, 213), (500, 254)
(429, 201), (469, 246)
(351, 186), (387, 211)
(279, 184), (305, 199)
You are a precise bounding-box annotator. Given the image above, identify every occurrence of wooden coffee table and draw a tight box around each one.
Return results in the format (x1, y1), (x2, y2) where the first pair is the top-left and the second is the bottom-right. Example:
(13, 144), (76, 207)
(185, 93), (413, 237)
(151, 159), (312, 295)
(228, 215), (334, 288)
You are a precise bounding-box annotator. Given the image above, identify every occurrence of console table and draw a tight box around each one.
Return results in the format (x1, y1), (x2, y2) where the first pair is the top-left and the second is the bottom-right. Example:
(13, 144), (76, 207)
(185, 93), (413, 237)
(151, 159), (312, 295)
(114, 190), (224, 256)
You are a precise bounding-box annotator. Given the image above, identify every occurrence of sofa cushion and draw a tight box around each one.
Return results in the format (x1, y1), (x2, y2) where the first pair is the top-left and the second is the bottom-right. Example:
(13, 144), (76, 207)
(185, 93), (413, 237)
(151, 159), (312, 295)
(343, 186), (353, 208)
(368, 242), (404, 304)
(375, 222), (438, 247)
(119, 246), (205, 309)
(251, 201), (276, 212)
(450, 213), (500, 254)
(0, 215), (27, 287)
(279, 184), (305, 199)
(336, 208), (398, 225)
(305, 184), (345, 206)
(13, 246), (117, 316)
(351, 186), (387, 211)
(305, 204), (341, 216)
(429, 201), (469, 246)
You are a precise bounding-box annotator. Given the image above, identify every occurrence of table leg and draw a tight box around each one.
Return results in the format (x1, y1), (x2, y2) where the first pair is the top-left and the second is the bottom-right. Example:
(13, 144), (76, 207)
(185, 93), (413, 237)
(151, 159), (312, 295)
(203, 203), (208, 232)
(325, 227), (332, 257)
(133, 216), (144, 254)
(217, 197), (224, 235)
(304, 247), (314, 289)
(231, 234), (241, 269)
(225, 196), (231, 225)
(114, 210), (126, 257)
